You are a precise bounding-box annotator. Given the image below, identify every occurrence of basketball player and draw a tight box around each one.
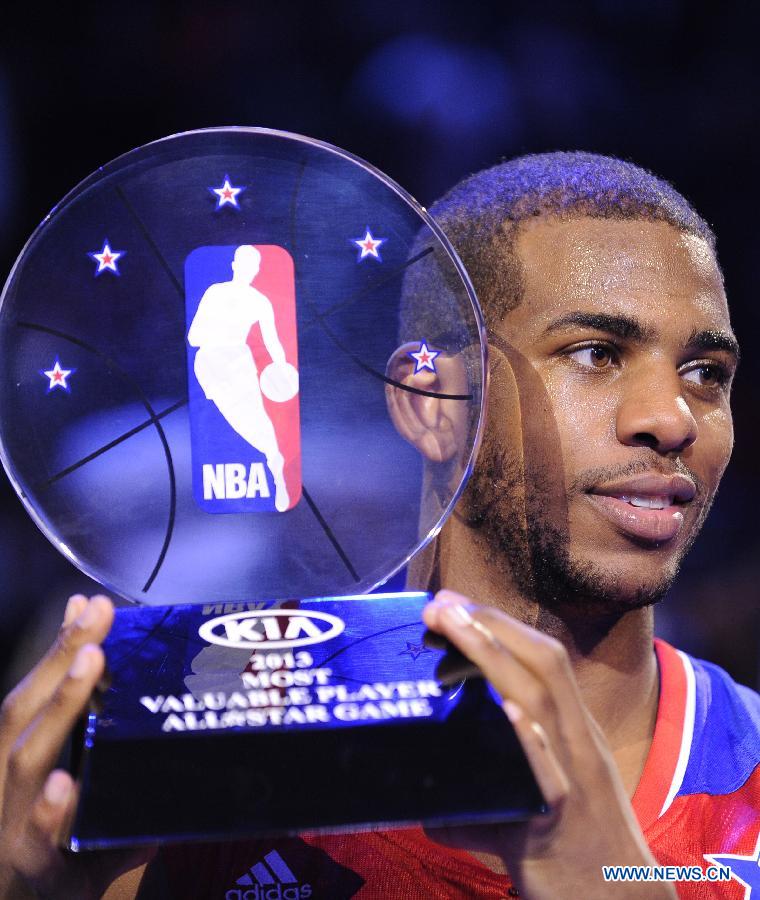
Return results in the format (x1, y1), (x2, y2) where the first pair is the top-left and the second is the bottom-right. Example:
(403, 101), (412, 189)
(1, 153), (757, 899)
(188, 244), (291, 512)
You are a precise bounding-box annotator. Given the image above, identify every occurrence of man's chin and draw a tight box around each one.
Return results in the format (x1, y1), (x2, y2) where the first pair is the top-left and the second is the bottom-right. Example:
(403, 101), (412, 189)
(530, 545), (679, 619)
(508, 515), (684, 618)
(546, 572), (673, 618)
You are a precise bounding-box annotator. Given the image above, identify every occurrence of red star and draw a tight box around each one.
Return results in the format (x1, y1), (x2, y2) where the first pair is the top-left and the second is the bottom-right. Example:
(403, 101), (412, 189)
(353, 229), (385, 261)
(88, 239), (125, 276)
(408, 340), (441, 374)
(210, 176), (244, 209)
(41, 358), (75, 391)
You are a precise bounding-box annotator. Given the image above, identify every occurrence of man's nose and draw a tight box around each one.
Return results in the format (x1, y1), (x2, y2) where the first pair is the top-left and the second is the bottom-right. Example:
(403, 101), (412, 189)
(616, 368), (698, 454)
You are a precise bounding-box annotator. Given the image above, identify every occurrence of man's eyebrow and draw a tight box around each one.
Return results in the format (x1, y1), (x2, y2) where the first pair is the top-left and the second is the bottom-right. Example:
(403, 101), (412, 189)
(541, 312), (652, 342)
(542, 312), (741, 365)
(685, 328), (741, 364)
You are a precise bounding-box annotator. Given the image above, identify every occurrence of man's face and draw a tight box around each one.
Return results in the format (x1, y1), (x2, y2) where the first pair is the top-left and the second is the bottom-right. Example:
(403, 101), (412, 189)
(470, 216), (738, 614)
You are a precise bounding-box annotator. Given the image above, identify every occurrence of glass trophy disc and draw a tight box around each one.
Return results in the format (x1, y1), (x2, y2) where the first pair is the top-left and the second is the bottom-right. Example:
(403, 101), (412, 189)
(0, 128), (485, 606)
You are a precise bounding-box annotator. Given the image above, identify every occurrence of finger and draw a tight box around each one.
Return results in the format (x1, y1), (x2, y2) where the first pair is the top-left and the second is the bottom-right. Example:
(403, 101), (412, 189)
(25, 771), (152, 898)
(28, 769), (75, 852)
(427, 590), (577, 687)
(426, 592), (589, 732)
(5, 645), (105, 812)
(428, 601), (567, 755)
(426, 706), (571, 868)
(0, 596), (114, 746)
(2, 771), (73, 891)
(34, 595), (113, 690)
(62, 594), (89, 628)
(503, 699), (570, 809)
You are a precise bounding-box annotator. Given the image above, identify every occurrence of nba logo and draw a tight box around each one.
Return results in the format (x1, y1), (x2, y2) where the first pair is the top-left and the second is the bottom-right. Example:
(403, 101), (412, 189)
(185, 245), (302, 513)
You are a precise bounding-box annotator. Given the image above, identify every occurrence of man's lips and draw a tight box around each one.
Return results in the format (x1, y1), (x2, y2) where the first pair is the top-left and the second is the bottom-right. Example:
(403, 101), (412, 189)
(584, 473), (696, 544)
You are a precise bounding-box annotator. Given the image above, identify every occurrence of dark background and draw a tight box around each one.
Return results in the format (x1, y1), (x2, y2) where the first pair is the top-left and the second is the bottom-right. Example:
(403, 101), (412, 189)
(0, 1), (757, 693)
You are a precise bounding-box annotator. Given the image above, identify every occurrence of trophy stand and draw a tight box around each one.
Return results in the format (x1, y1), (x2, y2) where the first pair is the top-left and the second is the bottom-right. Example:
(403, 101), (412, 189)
(0, 128), (544, 849)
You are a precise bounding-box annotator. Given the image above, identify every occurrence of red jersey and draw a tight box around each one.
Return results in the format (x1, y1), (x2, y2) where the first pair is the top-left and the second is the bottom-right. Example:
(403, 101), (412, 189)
(150, 640), (760, 899)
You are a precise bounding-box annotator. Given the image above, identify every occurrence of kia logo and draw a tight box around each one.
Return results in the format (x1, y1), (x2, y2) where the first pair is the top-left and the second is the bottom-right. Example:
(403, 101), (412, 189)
(198, 609), (345, 649)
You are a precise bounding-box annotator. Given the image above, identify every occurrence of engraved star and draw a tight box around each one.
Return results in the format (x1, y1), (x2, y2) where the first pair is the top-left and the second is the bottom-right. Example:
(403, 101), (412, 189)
(705, 829), (760, 898)
(352, 228), (385, 261)
(88, 239), (125, 276)
(408, 340), (440, 374)
(41, 358), (75, 392)
(210, 175), (244, 209)
(399, 641), (431, 661)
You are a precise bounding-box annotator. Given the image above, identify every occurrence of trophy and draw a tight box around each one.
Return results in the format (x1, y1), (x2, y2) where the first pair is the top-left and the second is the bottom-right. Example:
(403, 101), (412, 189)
(0, 129), (543, 849)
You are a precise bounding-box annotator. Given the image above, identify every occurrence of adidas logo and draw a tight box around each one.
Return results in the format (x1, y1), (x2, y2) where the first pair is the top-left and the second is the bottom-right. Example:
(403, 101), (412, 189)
(226, 850), (313, 899)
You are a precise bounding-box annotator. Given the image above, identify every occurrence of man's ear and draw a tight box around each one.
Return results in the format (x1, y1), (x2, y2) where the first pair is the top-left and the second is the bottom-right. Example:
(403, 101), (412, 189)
(385, 343), (470, 463)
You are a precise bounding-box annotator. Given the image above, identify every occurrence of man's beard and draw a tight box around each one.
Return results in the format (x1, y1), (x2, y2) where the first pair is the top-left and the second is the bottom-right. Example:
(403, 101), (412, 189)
(463, 438), (709, 619)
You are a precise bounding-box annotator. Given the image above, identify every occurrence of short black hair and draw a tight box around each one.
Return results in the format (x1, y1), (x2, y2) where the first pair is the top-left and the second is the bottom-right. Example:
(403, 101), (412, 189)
(406, 150), (718, 335)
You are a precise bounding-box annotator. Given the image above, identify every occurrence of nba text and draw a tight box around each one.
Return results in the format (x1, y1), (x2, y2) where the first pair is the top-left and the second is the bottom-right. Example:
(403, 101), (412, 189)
(202, 462), (270, 500)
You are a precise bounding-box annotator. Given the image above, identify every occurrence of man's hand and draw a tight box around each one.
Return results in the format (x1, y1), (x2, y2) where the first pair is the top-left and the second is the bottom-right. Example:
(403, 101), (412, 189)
(0, 595), (148, 899)
(423, 590), (676, 900)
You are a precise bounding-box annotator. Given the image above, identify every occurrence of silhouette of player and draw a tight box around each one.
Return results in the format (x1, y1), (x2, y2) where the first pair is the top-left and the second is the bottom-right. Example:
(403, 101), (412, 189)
(188, 245), (292, 511)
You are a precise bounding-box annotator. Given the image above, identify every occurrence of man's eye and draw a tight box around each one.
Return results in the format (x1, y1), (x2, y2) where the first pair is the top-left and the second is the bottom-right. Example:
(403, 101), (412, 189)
(567, 345), (614, 368)
(682, 364), (727, 388)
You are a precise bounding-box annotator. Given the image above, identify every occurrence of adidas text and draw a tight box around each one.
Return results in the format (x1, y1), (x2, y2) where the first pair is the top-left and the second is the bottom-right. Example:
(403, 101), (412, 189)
(226, 885), (312, 899)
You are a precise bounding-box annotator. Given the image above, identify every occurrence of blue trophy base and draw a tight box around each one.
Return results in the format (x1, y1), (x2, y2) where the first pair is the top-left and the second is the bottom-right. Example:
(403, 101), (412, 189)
(67, 593), (544, 850)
